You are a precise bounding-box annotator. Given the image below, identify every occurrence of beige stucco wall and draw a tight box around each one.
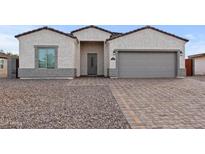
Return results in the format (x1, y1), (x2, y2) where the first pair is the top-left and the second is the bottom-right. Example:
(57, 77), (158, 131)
(72, 28), (111, 41)
(107, 28), (186, 69)
(73, 28), (111, 76)
(80, 42), (104, 75)
(75, 43), (81, 77)
(17, 29), (77, 69)
(104, 42), (109, 77)
(193, 56), (205, 75)
(17, 27), (187, 78)
(0, 58), (8, 78)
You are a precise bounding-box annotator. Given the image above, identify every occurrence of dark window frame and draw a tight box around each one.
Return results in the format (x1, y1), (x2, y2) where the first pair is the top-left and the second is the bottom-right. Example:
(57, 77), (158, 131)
(0, 59), (4, 69)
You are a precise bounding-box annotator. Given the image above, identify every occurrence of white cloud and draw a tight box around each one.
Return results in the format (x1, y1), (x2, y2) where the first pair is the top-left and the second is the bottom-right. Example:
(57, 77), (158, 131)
(184, 34), (196, 40)
(186, 40), (205, 56)
(183, 33), (205, 57)
(0, 26), (41, 54)
(0, 33), (18, 54)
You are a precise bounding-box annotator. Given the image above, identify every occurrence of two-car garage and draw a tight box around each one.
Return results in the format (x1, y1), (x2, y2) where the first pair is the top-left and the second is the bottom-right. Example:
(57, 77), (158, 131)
(117, 51), (177, 78)
(107, 26), (188, 78)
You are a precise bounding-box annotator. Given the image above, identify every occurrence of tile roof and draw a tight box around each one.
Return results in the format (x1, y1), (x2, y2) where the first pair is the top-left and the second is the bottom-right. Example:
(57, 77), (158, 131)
(14, 25), (189, 43)
(109, 32), (123, 39)
(15, 26), (77, 39)
(106, 26), (189, 42)
(71, 25), (113, 34)
(0, 52), (8, 59)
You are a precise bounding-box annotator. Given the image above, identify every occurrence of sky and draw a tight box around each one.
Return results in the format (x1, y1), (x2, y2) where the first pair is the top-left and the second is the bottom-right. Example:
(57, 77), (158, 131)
(0, 25), (205, 57)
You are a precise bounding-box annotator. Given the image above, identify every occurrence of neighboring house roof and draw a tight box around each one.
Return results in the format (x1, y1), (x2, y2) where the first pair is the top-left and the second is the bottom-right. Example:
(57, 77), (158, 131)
(15, 26), (77, 39)
(0, 53), (19, 59)
(188, 53), (205, 59)
(106, 26), (189, 42)
(0, 53), (8, 59)
(70, 25), (114, 34)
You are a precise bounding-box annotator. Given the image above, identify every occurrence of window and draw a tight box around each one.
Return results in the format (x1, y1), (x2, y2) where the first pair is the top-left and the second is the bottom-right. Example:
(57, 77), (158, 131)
(38, 48), (56, 69)
(0, 59), (4, 69)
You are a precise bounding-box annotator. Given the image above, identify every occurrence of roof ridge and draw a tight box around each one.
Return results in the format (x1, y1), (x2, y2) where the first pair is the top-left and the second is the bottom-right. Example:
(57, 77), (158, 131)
(70, 25), (114, 34)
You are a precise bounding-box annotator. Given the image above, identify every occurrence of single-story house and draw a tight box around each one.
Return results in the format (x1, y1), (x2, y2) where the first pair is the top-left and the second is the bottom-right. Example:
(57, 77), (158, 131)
(188, 53), (205, 75)
(0, 52), (19, 79)
(15, 25), (188, 79)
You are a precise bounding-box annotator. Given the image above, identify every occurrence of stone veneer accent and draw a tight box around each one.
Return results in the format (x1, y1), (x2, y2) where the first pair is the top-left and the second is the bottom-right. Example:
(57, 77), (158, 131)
(18, 68), (76, 79)
(108, 68), (117, 77)
(108, 68), (185, 78)
(178, 68), (186, 77)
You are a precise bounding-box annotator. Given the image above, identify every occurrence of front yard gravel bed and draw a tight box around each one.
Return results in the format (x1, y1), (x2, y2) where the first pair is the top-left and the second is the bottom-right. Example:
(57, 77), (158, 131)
(0, 80), (130, 129)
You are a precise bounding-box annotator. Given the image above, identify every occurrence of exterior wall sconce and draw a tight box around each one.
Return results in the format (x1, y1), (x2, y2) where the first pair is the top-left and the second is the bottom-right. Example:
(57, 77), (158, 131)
(111, 51), (116, 60)
(180, 51), (183, 56)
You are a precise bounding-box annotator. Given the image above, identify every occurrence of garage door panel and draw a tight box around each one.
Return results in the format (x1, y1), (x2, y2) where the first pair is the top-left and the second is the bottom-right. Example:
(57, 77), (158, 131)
(118, 52), (176, 78)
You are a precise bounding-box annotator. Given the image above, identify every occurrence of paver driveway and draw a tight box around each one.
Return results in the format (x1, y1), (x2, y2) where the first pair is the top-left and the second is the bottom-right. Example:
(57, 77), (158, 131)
(110, 78), (205, 128)
(68, 77), (205, 129)
(1, 77), (205, 129)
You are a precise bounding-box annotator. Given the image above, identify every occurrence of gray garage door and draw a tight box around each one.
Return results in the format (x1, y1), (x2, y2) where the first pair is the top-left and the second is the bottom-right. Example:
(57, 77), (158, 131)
(118, 52), (177, 78)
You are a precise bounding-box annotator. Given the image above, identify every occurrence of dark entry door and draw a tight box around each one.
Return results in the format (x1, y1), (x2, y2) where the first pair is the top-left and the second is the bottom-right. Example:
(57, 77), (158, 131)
(87, 53), (97, 75)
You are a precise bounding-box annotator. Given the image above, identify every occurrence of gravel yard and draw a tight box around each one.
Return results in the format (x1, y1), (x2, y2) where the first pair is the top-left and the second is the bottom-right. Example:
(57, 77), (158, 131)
(1, 77), (205, 129)
(0, 79), (130, 129)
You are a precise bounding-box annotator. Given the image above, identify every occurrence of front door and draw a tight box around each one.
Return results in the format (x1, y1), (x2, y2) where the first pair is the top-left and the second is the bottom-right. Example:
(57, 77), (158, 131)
(87, 53), (97, 75)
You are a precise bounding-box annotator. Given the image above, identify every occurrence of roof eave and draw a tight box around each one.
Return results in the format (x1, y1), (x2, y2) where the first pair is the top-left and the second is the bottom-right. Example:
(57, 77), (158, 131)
(106, 26), (189, 42)
(15, 26), (77, 40)
(71, 25), (113, 34)
(188, 54), (205, 59)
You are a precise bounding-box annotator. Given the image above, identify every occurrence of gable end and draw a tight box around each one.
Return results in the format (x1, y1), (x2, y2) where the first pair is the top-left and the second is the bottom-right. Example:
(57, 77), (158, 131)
(15, 26), (77, 40)
(71, 25), (113, 34)
(107, 26), (189, 42)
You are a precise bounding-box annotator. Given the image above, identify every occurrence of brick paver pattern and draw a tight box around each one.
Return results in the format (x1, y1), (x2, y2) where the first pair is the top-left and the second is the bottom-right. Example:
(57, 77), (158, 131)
(68, 77), (205, 128)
